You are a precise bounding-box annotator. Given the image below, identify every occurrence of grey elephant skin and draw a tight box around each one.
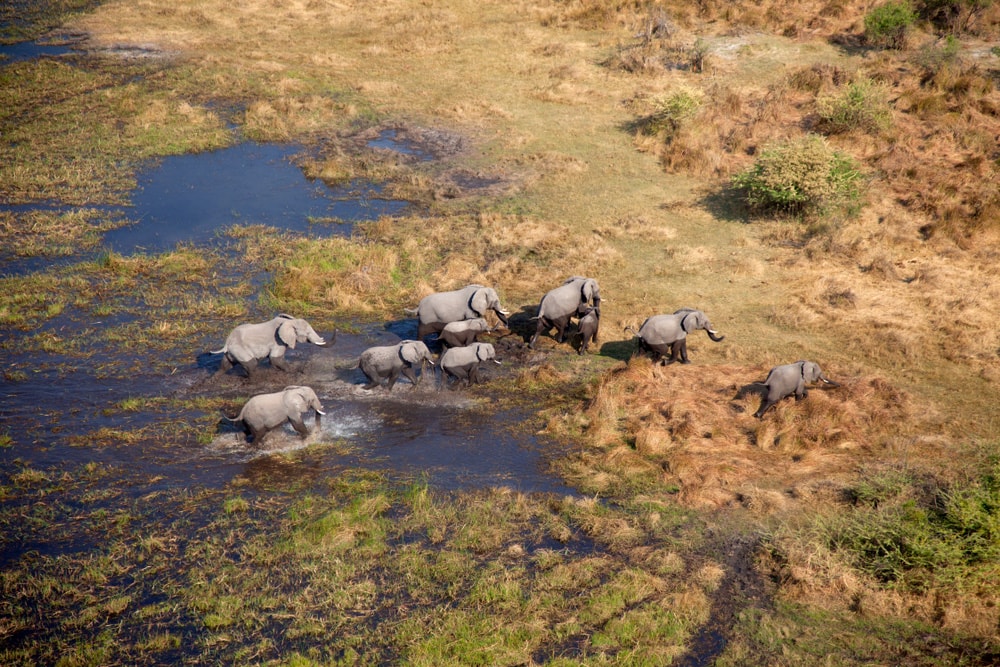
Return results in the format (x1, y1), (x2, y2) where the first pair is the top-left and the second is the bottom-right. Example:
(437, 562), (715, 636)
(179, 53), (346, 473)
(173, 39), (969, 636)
(632, 308), (724, 364)
(754, 360), (839, 418)
(409, 284), (510, 341)
(438, 317), (493, 349)
(576, 305), (600, 355)
(529, 276), (600, 349)
(358, 340), (435, 391)
(439, 342), (500, 389)
(212, 314), (331, 379)
(226, 385), (325, 445)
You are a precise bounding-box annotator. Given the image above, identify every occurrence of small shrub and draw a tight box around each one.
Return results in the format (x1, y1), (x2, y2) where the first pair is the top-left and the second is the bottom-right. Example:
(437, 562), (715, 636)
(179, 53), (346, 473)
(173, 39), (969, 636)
(864, 1), (917, 49)
(912, 34), (961, 74)
(816, 78), (893, 134)
(732, 134), (863, 218)
(639, 88), (702, 138)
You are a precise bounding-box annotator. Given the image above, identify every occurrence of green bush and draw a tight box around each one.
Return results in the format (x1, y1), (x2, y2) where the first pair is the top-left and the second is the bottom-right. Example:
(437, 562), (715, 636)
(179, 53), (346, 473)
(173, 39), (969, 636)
(816, 78), (892, 134)
(829, 457), (1000, 590)
(639, 88), (701, 137)
(864, 1), (917, 49)
(732, 134), (863, 218)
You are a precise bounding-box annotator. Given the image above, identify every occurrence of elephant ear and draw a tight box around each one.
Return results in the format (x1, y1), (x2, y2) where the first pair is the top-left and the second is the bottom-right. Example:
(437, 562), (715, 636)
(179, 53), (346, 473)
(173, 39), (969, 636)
(283, 386), (309, 414)
(277, 320), (298, 348)
(399, 342), (421, 364)
(469, 288), (489, 317)
(802, 361), (822, 382)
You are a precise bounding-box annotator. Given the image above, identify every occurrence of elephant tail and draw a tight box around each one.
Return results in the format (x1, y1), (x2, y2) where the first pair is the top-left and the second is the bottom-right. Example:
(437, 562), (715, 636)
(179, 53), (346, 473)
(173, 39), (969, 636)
(211, 345), (228, 355)
(623, 325), (639, 337)
(403, 306), (419, 315)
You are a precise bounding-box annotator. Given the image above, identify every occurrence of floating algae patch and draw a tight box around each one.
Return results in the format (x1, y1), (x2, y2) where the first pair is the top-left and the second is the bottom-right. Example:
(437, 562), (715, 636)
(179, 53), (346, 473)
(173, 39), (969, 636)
(103, 142), (410, 254)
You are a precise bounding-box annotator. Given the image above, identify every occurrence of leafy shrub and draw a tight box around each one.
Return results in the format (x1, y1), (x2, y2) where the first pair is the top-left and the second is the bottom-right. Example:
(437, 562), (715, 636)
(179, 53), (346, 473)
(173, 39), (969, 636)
(830, 457), (1000, 590)
(639, 88), (701, 137)
(816, 78), (893, 134)
(864, 1), (917, 49)
(732, 134), (863, 217)
(911, 34), (961, 74)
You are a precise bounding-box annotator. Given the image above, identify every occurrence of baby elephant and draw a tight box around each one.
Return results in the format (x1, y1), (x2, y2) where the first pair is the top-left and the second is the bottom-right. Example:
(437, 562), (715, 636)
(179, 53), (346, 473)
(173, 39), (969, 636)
(439, 342), (500, 389)
(438, 317), (493, 349)
(213, 314), (331, 379)
(754, 360), (840, 418)
(576, 305), (600, 355)
(358, 340), (435, 391)
(226, 385), (325, 445)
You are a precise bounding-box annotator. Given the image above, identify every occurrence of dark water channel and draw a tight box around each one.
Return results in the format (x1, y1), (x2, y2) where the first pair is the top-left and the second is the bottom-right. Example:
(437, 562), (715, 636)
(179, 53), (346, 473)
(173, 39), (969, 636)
(104, 142), (409, 254)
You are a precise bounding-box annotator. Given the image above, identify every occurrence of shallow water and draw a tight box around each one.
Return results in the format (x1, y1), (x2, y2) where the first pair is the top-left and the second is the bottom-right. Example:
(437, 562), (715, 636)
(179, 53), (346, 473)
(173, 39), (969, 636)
(104, 142), (409, 254)
(0, 35), (82, 64)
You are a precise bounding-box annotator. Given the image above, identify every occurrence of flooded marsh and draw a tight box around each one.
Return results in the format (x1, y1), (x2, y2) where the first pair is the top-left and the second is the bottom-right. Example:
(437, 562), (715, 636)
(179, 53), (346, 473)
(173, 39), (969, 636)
(3, 0), (1000, 664)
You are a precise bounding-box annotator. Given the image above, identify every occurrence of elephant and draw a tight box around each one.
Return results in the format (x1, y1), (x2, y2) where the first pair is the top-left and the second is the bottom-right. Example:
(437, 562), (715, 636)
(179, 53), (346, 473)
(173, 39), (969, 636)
(439, 342), (500, 389)
(408, 284), (510, 341)
(225, 385), (325, 445)
(753, 360), (840, 418)
(629, 308), (724, 364)
(358, 340), (435, 391)
(529, 276), (601, 349)
(212, 314), (332, 379)
(576, 305), (600, 355)
(438, 317), (494, 349)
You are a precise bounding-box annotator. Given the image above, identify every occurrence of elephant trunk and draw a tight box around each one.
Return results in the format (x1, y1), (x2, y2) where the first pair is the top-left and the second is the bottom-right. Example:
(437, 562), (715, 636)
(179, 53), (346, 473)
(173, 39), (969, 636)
(316, 330), (337, 347)
(494, 309), (510, 326)
(707, 329), (725, 342)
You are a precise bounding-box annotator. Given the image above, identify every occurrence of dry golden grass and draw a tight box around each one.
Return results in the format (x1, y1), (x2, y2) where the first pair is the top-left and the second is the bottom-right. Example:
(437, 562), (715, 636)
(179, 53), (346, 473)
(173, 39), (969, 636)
(555, 357), (938, 511)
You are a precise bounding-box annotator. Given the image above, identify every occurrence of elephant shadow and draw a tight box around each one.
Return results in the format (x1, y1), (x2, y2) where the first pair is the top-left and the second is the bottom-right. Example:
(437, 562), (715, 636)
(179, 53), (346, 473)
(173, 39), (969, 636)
(197, 351), (223, 372)
(596, 338), (637, 362)
(734, 382), (768, 400)
(505, 305), (541, 343)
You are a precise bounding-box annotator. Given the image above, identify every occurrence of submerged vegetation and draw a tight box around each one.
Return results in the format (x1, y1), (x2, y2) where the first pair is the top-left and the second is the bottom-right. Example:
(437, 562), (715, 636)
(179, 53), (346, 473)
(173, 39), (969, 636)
(2, 0), (1000, 664)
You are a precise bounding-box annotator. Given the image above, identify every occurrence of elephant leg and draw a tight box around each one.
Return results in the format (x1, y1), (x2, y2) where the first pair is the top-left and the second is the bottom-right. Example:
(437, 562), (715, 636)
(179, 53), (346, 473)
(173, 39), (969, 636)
(678, 339), (690, 364)
(241, 358), (259, 380)
(289, 417), (309, 438)
(795, 389), (808, 401)
(401, 366), (419, 387)
(529, 318), (549, 349)
(753, 399), (776, 419)
(270, 354), (291, 372)
(417, 322), (436, 341)
(216, 354), (234, 376)
(249, 424), (267, 445)
(386, 369), (400, 391)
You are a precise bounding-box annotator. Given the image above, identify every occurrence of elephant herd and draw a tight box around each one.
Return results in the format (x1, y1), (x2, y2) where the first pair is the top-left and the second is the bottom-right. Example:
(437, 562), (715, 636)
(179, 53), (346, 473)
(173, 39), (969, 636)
(209, 279), (839, 446)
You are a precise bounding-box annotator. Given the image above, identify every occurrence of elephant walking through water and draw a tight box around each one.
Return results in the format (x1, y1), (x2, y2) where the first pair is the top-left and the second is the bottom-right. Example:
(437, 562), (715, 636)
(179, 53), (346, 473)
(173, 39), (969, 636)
(225, 385), (325, 445)
(358, 340), (436, 391)
(212, 314), (332, 379)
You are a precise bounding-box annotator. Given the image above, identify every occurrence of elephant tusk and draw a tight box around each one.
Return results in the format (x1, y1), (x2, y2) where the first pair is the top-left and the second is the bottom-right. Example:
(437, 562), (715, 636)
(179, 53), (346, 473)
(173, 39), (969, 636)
(316, 408), (326, 415)
(498, 309), (510, 316)
(493, 359), (502, 364)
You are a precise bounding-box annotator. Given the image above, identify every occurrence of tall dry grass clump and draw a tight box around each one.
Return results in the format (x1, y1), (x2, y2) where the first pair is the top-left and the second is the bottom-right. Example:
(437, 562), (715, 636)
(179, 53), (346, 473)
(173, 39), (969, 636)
(553, 358), (931, 511)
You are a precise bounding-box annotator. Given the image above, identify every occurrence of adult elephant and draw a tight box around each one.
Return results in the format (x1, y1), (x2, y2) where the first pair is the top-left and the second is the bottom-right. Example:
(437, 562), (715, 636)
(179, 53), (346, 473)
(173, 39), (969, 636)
(358, 340), (435, 391)
(439, 342), (500, 389)
(212, 314), (332, 379)
(529, 276), (600, 349)
(410, 284), (510, 341)
(754, 360), (840, 418)
(630, 308), (724, 364)
(225, 385), (325, 445)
